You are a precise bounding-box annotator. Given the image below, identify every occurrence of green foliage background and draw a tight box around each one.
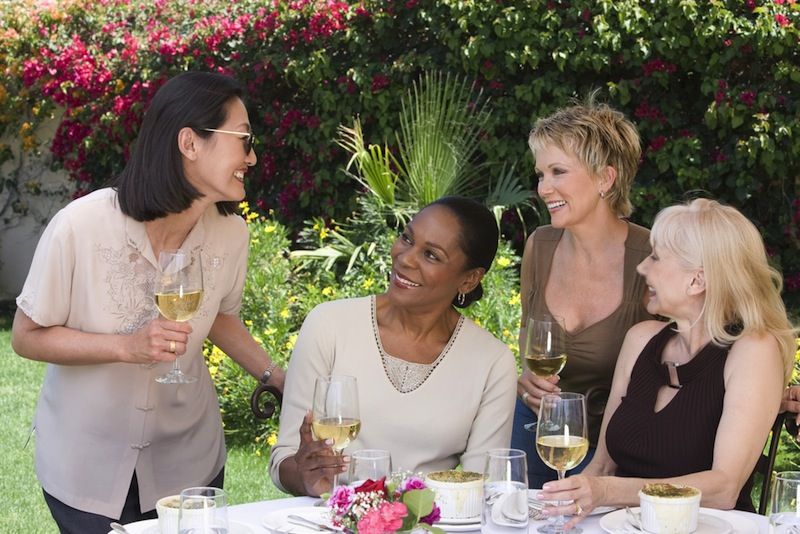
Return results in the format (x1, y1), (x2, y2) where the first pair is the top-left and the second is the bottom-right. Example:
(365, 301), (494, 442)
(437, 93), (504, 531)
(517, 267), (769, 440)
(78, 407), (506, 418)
(1, 0), (799, 307)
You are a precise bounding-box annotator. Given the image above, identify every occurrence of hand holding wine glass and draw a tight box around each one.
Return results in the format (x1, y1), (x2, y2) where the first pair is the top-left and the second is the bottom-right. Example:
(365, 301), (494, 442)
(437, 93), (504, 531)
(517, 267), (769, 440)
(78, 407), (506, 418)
(155, 248), (203, 384)
(312, 375), (361, 490)
(536, 392), (588, 534)
(523, 314), (567, 378)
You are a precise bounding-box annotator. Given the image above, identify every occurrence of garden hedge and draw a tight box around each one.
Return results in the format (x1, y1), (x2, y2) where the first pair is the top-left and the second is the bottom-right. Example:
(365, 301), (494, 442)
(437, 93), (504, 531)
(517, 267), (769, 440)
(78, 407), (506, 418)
(1, 0), (798, 308)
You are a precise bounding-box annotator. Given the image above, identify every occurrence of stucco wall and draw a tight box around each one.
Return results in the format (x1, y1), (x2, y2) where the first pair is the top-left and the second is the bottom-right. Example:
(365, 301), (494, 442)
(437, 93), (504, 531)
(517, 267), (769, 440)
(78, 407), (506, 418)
(0, 115), (73, 302)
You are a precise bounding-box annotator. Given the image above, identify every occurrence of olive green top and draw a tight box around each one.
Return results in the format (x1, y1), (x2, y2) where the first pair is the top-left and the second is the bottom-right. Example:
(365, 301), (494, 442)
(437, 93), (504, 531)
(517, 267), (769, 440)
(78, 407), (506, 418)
(522, 222), (652, 445)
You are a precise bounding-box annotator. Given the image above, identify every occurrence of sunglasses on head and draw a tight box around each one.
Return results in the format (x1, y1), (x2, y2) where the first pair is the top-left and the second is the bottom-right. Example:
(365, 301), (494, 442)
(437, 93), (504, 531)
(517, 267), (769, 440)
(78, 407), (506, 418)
(202, 128), (256, 154)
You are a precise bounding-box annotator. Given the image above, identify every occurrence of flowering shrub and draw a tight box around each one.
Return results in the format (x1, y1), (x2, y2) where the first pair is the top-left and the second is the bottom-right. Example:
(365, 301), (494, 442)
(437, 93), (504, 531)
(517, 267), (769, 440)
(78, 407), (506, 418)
(1, 0), (798, 310)
(327, 476), (444, 534)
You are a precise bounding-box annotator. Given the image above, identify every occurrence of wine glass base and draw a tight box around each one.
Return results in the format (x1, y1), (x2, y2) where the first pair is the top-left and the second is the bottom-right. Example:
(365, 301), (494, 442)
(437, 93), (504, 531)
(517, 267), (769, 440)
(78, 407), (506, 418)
(156, 371), (198, 384)
(538, 524), (581, 534)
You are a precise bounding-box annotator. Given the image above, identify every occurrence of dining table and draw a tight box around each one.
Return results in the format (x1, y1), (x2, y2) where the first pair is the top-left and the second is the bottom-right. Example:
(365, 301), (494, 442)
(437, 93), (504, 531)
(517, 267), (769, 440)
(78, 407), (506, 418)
(229, 494), (770, 533)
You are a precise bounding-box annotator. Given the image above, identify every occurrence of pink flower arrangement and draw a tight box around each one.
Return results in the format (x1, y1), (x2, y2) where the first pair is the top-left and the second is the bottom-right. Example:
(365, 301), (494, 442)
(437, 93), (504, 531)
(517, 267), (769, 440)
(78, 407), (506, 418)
(327, 476), (444, 534)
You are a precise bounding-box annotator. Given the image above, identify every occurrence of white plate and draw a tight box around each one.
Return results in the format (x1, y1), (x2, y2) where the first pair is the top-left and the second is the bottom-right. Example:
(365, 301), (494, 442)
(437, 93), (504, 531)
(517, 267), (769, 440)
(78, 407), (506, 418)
(529, 489), (617, 516)
(599, 507), (759, 534)
(108, 518), (257, 534)
(437, 515), (480, 525)
(262, 506), (342, 533)
(437, 521), (481, 532)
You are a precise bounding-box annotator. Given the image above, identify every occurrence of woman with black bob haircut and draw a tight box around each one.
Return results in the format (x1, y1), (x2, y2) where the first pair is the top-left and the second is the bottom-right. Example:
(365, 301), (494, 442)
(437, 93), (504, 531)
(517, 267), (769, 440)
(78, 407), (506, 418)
(270, 196), (517, 496)
(12, 71), (284, 533)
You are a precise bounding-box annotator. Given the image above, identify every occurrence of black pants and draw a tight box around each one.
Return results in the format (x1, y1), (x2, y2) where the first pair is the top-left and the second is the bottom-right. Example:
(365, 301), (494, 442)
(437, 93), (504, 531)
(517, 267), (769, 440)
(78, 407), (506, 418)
(43, 469), (225, 534)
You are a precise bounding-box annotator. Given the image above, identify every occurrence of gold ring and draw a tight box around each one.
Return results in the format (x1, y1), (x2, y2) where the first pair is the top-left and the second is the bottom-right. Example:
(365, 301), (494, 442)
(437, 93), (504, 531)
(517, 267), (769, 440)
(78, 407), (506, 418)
(169, 340), (176, 353)
(575, 502), (583, 516)
(521, 392), (530, 403)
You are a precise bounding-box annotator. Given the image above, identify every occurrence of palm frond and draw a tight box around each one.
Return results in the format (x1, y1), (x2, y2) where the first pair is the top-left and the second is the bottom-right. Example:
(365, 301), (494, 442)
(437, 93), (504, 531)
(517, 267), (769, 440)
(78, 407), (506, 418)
(336, 119), (399, 206)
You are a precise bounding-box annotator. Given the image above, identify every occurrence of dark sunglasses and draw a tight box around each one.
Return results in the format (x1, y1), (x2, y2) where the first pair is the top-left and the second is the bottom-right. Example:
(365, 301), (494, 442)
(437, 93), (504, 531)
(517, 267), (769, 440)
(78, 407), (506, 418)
(202, 128), (256, 154)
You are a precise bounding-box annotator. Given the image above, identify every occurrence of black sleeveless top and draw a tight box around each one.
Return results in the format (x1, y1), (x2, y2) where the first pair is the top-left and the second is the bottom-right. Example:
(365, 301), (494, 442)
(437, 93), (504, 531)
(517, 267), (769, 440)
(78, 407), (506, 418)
(605, 323), (754, 512)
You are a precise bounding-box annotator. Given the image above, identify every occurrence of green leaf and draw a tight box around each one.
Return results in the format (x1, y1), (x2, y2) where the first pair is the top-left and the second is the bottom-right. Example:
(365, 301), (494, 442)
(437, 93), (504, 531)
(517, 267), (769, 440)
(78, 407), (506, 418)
(402, 488), (435, 519)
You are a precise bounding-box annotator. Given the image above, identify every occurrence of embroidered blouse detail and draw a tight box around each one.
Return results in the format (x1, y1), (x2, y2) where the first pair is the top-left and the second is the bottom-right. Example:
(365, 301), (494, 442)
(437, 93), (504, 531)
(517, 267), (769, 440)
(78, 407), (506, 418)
(370, 296), (464, 393)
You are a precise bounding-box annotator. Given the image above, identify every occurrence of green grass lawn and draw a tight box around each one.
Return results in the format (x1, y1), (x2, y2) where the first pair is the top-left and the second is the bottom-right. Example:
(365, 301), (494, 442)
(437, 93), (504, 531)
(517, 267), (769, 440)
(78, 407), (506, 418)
(0, 326), (286, 533)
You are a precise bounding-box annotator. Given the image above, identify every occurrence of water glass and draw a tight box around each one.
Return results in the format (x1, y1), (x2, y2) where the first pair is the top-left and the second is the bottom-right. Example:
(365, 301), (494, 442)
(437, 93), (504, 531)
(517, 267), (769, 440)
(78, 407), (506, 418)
(178, 486), (228, 533)
(770, 471), (800, 533)
(482, 448), (529, 532)
(346, 449), (392, 486)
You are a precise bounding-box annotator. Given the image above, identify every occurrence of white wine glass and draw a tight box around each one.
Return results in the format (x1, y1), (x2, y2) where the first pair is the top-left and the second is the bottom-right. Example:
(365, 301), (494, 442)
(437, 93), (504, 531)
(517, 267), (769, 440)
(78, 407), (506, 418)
(536, 392), (588, 534)
(523, 314), (567, 378)
(155, 248), (203, 384)
(311, 375), (360, 490)
(346, 449), (392, 486)
(769, 471), (800, 532)
(482, 448), (529, 531)
(178, 486), (227, 533)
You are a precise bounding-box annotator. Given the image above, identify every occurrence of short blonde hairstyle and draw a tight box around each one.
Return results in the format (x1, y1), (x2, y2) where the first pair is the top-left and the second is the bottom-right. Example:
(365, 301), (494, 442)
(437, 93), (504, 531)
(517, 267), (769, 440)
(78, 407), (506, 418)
(651, 198), (797, 382)
(528, 94), (641, 218)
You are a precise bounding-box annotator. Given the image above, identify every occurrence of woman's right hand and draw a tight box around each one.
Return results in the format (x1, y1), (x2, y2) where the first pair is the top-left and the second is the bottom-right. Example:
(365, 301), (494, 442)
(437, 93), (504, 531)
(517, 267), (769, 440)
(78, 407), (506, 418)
(294, 412), (348, 497)
(125, 317), (192, 364)
(517, 369), (561, 410)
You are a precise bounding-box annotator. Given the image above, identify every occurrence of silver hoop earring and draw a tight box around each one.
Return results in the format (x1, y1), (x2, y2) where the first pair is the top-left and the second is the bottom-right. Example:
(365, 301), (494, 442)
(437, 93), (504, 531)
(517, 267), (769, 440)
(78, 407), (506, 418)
(457, 292), (466, 306)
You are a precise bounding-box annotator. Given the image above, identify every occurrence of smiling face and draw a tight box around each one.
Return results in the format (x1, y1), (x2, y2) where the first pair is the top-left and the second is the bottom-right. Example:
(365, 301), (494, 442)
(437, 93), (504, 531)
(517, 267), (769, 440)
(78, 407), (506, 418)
(185, 97), (257, 204)
(388, 205), (480, 309)
(534, 143), (609, 229)
(636, 243), (699, 318)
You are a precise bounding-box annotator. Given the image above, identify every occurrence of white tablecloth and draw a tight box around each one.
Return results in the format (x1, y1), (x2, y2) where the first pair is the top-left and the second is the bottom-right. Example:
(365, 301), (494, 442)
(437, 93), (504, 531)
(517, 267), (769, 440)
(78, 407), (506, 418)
(229, 495), (769, 533)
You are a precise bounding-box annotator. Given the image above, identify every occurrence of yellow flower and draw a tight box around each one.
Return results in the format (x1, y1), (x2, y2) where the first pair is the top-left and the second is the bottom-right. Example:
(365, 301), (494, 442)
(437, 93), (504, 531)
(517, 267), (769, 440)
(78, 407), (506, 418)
(264, 224), (276, 233)
(255, 449), (261, 457)
(245, 319), (253, 327)
(239, 201), (250, 212)
(322, 286), (334, 296)
(247, 212), (258, 221)
(280, 308), (290, 319)
(285, 333), (298, 350)
(267, 433), (278, 446)
(253, 335), (263, 345)
(264, 327), (277, 336)
(319, 227), (329, 239)
(497, 257), (511, 268)
(508, 293), (521, 306)
(362, 278), (374, 289)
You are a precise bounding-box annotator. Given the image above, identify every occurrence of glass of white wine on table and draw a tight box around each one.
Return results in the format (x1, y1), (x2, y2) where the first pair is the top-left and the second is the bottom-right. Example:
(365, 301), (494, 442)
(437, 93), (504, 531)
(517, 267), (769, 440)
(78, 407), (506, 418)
(536, 392), (588, 534)
(523, 314), (567, 378)
(311, 374), (361, 489)
(154, 248), (203, 385)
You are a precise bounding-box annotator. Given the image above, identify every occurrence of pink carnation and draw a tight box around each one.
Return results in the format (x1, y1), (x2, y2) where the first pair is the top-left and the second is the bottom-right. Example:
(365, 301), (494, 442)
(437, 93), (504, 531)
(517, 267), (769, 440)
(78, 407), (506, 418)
(398, 476), (426, 492)
(327, 485), (355, 516)
(357, 502), (407, 534)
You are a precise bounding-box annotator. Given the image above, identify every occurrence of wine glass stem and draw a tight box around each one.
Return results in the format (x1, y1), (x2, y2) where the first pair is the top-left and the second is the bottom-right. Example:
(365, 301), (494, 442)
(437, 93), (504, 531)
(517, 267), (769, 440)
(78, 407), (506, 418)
(332, 451), (342, 488)
(171, 357), (181, 374)
(555, 470), (567, 529)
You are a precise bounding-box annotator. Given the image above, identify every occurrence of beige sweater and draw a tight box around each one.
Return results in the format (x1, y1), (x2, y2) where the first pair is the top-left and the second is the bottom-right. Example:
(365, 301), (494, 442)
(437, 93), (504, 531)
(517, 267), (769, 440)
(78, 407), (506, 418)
(269, 296), (518, 492)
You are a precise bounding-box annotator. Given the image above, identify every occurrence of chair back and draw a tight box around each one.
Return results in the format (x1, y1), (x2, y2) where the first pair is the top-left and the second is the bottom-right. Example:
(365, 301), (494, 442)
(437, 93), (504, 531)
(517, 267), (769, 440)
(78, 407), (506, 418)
(250, 382), (283, 420)
(755, 412), (787, 515)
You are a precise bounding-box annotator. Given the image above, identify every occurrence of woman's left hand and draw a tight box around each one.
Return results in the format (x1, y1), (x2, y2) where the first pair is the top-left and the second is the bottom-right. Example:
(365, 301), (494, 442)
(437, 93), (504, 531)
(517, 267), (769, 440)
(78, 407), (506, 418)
(537, 475), (605, 528)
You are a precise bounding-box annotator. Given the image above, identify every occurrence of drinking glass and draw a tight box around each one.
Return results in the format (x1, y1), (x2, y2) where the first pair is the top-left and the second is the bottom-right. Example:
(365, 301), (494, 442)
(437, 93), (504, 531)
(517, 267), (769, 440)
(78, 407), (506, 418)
(769, 471), (800, 532)
(346, 449), (392, 486)
(536, 392), (588, 534)
(482, 448), (529, 532)
(155, 248), (203, 384)
(178, 486), (227, 533)
(311, 375), (360, 490)
(523, 314), (567, 378)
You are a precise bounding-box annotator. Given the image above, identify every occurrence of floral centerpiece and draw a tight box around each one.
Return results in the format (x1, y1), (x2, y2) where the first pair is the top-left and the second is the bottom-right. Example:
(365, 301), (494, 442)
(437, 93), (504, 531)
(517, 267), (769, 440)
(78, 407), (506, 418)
(327, 476), (446, 534)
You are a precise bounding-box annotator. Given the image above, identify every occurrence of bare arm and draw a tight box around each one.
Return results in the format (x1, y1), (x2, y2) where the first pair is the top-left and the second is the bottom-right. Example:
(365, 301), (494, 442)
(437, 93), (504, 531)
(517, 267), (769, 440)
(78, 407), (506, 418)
(207, 312), (285, 392)
(540, 330), (784, 524)
(11, 308), (190, 365)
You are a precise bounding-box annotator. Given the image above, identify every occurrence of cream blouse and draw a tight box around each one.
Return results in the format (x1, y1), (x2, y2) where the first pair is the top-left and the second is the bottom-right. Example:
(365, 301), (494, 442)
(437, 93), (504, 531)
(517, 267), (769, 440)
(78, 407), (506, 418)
(16, 188), (249, 518)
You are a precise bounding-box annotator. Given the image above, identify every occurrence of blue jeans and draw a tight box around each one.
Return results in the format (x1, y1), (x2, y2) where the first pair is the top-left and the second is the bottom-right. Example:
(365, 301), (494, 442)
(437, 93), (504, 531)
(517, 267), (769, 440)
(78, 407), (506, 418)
(510, 397), (595, 489)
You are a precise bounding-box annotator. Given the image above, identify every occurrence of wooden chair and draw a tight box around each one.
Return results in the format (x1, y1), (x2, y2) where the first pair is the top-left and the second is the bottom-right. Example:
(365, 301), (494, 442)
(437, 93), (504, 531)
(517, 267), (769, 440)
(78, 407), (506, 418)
(754, 412), (789, 515)
(250, 381), (283, 420)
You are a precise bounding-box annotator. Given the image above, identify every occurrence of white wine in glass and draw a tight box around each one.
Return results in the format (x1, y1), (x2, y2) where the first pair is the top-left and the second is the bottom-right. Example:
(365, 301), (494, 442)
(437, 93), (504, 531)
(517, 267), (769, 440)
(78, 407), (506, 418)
(536, 392), (588, 534)
(524, 314), (567, 378)
(155, 248), (203, 384)
(312, 375), (360, 489)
